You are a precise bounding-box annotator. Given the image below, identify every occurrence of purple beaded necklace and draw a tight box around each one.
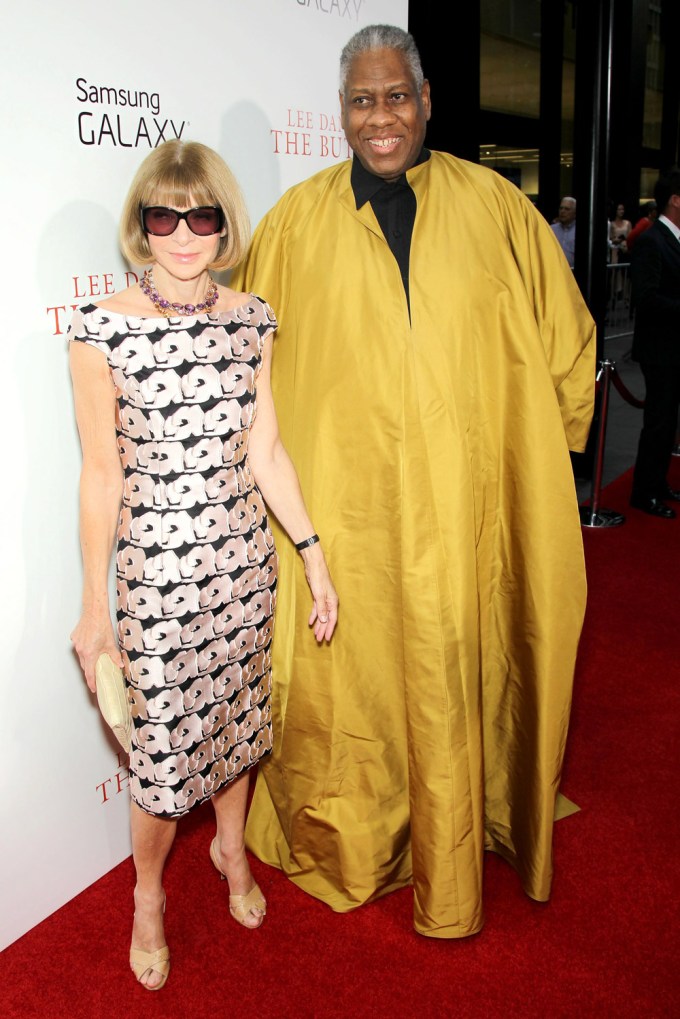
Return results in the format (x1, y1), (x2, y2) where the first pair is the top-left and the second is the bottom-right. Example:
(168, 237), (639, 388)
(140, 267), (219, 317)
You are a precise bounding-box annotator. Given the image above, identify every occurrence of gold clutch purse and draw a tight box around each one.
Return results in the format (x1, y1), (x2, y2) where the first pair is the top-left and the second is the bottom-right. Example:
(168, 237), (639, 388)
(95, 654), (132, 754)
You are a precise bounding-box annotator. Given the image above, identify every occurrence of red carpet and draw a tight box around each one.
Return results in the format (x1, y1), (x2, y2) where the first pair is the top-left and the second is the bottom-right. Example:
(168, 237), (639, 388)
(2, 465), (679, 1019)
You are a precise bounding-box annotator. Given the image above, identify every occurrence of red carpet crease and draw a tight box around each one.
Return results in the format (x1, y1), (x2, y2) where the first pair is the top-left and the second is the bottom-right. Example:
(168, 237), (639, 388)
(1, 464), (678, 1019)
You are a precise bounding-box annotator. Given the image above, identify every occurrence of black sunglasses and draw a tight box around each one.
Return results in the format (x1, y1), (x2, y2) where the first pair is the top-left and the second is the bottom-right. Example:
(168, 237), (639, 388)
(140, 205), (225, 237)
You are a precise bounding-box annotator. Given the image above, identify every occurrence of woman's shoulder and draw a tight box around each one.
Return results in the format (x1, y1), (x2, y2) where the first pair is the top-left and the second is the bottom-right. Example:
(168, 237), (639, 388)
(66, 290), (143, 348)
(67, 303), (104, 341)
(221, 288), (277, 325)
(249, 294), (278, 330)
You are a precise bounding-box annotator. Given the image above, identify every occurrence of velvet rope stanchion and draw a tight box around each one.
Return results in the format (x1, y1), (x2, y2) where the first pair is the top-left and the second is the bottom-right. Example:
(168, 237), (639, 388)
(579, 359), (627, 528)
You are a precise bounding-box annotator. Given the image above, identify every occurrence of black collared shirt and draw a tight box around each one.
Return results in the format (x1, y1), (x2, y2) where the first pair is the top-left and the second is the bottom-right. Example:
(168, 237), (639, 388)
(350, 149), (431, 310)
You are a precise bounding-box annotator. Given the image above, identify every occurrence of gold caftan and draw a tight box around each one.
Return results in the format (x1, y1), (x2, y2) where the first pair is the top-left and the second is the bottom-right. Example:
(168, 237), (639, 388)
(232, 152), (596, 938)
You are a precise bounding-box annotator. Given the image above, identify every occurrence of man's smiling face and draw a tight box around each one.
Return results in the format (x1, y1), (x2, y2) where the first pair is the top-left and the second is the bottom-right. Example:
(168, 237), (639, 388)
(340, 47), (431, 181)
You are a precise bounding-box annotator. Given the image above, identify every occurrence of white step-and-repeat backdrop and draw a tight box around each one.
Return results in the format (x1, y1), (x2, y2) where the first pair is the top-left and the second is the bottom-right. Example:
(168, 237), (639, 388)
(0, 0), (408, 951)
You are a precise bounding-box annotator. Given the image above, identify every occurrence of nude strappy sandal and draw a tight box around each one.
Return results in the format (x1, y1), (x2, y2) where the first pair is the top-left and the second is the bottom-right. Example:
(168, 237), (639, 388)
(129, 945), (170, 990)
(129, 892), (170, 990)
(209, 837), (266, 929)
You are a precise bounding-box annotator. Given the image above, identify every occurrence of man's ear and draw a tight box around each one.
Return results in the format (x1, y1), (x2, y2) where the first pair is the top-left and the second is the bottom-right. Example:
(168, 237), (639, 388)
(421, 79), (432, 123)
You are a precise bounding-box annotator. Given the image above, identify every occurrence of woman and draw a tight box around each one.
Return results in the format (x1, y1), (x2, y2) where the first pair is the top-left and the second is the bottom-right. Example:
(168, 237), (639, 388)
(609, 202), (632, 264)
(68, 139), (338, 990)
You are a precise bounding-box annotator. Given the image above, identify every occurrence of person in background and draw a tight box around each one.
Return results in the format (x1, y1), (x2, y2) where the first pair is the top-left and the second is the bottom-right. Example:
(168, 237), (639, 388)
(626, 200), (658, 254)
(609, 202), (632, 264)
(629, 169), (680, 518)
(68, 139), (337, 989)
(232, 24), (595, 938)
(550, 196), (577, 268)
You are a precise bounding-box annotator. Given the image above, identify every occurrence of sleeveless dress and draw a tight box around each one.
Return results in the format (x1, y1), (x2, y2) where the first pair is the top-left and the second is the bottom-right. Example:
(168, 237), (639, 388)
(67, 297), (278, 818)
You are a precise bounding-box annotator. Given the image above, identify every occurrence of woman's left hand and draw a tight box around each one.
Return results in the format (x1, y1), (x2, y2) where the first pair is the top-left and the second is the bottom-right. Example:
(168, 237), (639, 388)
(300, 547), (339, 642)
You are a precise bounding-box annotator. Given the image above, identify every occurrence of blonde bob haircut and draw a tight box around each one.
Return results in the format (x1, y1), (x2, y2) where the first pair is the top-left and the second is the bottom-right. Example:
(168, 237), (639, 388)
(119, 139), (250, 271)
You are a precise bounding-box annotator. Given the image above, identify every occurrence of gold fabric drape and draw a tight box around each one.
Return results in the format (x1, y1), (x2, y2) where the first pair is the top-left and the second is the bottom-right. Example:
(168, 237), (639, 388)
(232, 153), (595, 938)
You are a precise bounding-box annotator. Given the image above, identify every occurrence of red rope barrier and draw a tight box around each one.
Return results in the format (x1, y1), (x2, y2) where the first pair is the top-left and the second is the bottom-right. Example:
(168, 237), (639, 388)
(580, 359), (626, 527)
(610, 370), (645, 408)
(593, 363), (644, 407)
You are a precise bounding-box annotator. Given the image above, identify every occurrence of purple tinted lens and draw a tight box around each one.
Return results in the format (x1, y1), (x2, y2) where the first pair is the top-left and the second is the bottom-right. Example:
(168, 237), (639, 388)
(142, 206), (223, 236)
(186, 207), (223, 235)
(143, 207), (179, 235)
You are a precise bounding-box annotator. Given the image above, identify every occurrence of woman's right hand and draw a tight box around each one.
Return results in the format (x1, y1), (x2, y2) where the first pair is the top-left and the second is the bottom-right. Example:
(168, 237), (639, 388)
(70, 611), (122, 694)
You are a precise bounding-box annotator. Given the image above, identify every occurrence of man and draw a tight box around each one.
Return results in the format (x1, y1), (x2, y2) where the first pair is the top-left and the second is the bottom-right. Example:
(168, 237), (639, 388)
(550, 196), (577, 268)
(629, 170), (680, 518)
(233, 24), (595, 939)
(626, 200), (658, 254)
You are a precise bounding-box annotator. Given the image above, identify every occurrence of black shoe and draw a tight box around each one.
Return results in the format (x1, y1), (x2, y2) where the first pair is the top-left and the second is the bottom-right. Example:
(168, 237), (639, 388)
(664, 487), (680, 502)
(629, 496), (677, 518)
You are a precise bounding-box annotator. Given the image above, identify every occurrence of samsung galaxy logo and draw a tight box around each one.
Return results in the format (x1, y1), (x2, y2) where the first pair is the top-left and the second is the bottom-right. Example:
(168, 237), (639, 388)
(295, 0), (364, 20)
(75, 77), (188, 148)
(76, 78), (161, 115)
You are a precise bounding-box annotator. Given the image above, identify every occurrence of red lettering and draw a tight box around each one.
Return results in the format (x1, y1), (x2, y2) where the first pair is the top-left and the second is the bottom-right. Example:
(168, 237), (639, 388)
(319, 135), (348, 159)
(73, 274), (119, 299)
(46, 305), (67, 335)
(284, 131), (310, 155)
(47, 303), (80, 336)
(271, 128), (283, 154)
(125, 271), (139, 287)
(319, 113), (342, 132)
(96, 778), (112, 804)
(287, 109), (313, 129)
(115, 769), (129, 794)
(271, 129), (312, 156)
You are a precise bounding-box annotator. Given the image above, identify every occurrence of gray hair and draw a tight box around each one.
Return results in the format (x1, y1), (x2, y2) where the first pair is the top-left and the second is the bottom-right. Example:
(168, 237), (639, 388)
(339, 24), (424, 94)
